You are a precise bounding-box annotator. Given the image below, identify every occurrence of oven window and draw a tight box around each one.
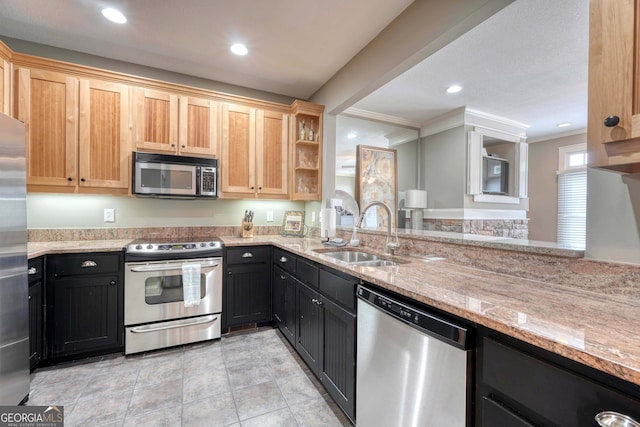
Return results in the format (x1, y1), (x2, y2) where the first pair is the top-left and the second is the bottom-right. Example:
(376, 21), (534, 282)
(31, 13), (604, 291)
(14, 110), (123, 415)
(145, 273), (205, 304)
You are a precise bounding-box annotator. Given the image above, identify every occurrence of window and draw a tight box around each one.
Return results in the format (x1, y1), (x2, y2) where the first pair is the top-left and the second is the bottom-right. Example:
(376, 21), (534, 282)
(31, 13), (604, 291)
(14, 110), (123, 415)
(557, 143), (587, 249)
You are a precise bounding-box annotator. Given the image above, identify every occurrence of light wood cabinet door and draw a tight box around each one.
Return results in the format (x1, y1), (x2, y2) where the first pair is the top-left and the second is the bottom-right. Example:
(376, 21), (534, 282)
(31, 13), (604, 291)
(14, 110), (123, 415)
(17, 68), (78, 187)
(78, 79), (130, 189)
(221, 103), (256, 196)
(178, 96), (219, 157)
(133, 87), (178, 153)
(588, 0), (640, 172)
(0, 59), (10, 115)
(256, 109), (288, 198)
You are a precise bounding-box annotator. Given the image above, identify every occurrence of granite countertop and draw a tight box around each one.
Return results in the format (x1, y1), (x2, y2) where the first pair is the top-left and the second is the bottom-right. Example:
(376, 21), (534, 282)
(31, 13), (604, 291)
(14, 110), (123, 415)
(222, 235), (640, 388)
(28, 236), (639, 389)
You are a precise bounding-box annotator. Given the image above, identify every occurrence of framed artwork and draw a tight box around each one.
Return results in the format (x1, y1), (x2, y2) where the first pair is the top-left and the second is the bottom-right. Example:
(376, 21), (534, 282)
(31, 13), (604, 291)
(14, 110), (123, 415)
(281, 210), (306, 236)
(355, 145), (397, 228)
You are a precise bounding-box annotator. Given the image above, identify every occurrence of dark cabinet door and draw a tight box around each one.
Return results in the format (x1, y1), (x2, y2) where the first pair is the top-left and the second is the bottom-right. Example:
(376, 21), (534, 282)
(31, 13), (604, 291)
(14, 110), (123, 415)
(273, 266), (296, 346)
(321, 296), (356, 422)
(50, 274), (121, 357)
(28, 279), (43, 370)
(296, 281), (323, 375)
(226, 262), (272, 328)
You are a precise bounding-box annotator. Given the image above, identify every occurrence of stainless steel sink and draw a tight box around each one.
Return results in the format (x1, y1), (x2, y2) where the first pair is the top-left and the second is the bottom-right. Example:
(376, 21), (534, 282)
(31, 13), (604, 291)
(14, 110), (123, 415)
(316, 250), (399, 267)
(319, 250), (380, 263)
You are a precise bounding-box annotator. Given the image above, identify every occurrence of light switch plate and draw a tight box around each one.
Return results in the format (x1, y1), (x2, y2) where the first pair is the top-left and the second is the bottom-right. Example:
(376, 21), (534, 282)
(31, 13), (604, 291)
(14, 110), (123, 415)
(104, 208), (115, 223)
(266, 211), (274, 222)
(311, 211), (316, 223)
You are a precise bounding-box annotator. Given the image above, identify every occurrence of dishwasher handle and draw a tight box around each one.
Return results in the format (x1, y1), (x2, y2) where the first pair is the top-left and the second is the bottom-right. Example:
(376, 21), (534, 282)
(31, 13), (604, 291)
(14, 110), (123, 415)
(357, 285), (471, 350)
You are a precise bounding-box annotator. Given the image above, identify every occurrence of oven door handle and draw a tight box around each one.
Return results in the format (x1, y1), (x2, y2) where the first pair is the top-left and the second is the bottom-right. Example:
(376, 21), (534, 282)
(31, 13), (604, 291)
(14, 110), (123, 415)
(129, 315), (218, 333)
(129, 262), (219, 273)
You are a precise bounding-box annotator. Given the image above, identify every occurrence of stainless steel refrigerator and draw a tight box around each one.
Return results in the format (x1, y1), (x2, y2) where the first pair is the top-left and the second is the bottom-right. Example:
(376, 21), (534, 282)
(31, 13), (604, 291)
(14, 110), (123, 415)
(0, 112), (29, 405)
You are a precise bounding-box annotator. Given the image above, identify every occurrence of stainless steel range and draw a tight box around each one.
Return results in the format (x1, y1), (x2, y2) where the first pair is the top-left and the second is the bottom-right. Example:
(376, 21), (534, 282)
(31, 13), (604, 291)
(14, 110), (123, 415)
(124, 238), (223, 354)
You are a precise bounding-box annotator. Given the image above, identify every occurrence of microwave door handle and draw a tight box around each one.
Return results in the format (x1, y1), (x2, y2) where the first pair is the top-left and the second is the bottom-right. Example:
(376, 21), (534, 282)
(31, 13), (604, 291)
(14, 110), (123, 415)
(130, 262), (219, 273)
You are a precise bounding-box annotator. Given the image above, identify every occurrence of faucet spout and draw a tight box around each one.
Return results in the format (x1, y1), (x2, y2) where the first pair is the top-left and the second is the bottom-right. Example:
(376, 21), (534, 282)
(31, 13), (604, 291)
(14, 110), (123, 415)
(355, 201), (399, 255)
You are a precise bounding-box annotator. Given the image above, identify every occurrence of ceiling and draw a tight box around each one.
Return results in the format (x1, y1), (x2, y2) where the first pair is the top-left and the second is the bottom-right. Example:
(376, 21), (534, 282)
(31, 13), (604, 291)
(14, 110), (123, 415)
(0, 0), (589, 161)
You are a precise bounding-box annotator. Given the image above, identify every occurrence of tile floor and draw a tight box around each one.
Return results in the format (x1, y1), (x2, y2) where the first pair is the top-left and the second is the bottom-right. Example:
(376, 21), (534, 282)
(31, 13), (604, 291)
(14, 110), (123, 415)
(27, 327), (353, 427)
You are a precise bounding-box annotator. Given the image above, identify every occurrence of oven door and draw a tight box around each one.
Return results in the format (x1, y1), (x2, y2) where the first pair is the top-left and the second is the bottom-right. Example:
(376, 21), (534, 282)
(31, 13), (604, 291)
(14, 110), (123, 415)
(124, 257), (222, 326)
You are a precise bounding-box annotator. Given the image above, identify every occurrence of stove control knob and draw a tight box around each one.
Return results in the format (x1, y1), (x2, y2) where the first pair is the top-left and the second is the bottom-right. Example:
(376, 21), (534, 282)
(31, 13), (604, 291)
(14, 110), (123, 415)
(146, 244), (153, 250)
(200, 242), (206, 247)
(135, 245), (142, 250)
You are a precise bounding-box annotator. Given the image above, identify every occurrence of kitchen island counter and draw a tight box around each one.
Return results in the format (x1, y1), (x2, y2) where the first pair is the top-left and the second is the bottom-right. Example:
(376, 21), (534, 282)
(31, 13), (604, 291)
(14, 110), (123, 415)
(222, 235), (640, 390)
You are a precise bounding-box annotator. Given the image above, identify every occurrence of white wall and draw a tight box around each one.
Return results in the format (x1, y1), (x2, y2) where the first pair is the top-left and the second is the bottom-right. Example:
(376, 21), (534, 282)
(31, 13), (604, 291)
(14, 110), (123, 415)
(421, 127), (467, 209)
(26, 194), (303, 229)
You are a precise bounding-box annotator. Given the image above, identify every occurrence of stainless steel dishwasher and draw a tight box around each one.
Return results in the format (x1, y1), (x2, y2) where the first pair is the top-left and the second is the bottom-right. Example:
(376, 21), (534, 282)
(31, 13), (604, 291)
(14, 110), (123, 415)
(356, 285), (473, 427)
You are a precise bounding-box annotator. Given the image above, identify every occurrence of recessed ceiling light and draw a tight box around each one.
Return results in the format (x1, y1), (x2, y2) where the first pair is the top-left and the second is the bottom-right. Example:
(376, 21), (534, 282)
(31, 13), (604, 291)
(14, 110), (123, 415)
(347, 133), (357, 139)
(557, 122), (572, 128)
(445, 85), (462, 94)
(101, 8), (127, 24)
(230, 43), (248, 56)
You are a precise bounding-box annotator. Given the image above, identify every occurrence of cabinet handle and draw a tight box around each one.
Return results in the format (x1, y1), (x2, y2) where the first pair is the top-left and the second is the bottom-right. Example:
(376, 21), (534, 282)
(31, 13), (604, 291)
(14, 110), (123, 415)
(28, 295), (32, 300)
(80, 178), (86, 182)
(67, 177), (73, 182)
(280, 275), (286, 280)
(311, 298), (323, 305)
(171, 143), (176, 147)
(604, 115), (620, 127)
(181, 144), (186, 148)
(228, 271), (232, 275)
(250, 186), (255, 190)
(258, 186), (262, 191)
(81, 260), (98, 268)
(279, 256), (287, 263)
(28, 267), (37, 275)
(241, 252), (254, 258)
(595, 411), (640, 427)
(110, 280), (116, 286)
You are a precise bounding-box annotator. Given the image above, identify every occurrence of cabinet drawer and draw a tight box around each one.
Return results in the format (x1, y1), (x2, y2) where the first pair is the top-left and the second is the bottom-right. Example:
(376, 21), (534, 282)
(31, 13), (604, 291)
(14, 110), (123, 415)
(297, 257), (318, 288)
(482, 396), (535, 427)
(319, 268), (357, 311)
(273, 248), (296, 274)
(28, 257), (43, 283)
(483, 337), (640, 426)
(227, 246), (271, 264)
(51, 252), (122, 276)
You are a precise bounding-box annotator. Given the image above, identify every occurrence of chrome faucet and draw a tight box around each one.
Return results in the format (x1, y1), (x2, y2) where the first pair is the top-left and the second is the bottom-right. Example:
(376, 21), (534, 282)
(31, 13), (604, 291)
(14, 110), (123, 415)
(355, 201), (400, 255)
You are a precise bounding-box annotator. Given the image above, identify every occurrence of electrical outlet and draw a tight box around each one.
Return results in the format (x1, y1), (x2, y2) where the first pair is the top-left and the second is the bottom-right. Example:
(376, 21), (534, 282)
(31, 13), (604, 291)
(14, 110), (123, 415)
(266, 211), (274, 222)
(311, 211), (316, 223)
(103, 208), (115, 223)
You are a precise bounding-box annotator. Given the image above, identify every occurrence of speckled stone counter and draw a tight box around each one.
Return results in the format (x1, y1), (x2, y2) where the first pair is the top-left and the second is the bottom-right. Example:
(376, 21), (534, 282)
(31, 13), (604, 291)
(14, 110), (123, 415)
(221, 235), (640, 389)
(27, 240), (132, 259)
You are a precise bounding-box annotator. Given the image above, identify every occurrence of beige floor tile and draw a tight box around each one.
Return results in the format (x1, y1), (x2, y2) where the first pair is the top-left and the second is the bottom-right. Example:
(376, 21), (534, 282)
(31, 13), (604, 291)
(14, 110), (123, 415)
(232, 380), (287, 421)
(127, 379), (183, 418)
(182, 392), (239, 427)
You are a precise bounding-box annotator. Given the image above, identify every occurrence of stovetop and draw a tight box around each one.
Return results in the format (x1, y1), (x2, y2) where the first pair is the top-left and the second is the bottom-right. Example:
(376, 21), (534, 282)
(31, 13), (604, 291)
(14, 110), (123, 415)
(124, 237), (223, 261)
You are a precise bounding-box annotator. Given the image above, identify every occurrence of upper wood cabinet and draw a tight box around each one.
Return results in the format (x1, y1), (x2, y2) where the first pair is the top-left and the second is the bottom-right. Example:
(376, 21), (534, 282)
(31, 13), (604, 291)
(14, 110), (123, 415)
(133, 88), (219, 157)
(588, 0), (640, 173)
(17, 67), (131, 192)
(0, 59), (10, 115)
(221, 103), (288, 199)
(290, 100), (323, 200)
(17, 68), (79, 188)
(133, 87), (178, 153)
(179, 96), (220, 157)
(78, 79), (130, 189)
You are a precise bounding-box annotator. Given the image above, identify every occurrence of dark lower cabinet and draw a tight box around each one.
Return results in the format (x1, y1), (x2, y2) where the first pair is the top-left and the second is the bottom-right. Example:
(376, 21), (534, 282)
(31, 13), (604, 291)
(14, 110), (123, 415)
(28, 257), (43, 370)
(46, 252), (123, 359)
(272, 266), (296, 345)
(224, 246), (272, 329)
(478, 329), (640, 426)
(274, 249), (356, 424)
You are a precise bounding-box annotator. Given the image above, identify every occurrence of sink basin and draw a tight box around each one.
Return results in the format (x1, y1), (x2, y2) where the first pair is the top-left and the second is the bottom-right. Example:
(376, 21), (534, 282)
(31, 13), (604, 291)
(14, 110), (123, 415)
(315, 249), (401, 267)
(319, 250), (380, 263)
(353, 259), (397, 267)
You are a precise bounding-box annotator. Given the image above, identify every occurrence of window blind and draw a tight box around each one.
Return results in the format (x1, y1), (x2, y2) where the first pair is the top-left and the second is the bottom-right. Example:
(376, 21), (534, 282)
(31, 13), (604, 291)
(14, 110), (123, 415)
(557, 169), (587, 249)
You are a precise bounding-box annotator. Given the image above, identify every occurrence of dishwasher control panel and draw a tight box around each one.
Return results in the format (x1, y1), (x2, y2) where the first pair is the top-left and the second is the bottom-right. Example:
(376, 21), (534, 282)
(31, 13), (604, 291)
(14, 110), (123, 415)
(357, 285), (470, 349)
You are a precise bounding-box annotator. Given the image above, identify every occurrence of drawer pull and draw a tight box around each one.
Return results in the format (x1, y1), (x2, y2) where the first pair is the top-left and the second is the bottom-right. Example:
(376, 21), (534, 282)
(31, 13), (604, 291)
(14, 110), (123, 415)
(279, 256), (287, 263)
(281, 275), (286, 280)
(312, 298), (323, 305)
(28, 267), (37, 275)
(241, 252), (254, 258)
(81, 260), (98, 268)
(595, 411), (640, 427)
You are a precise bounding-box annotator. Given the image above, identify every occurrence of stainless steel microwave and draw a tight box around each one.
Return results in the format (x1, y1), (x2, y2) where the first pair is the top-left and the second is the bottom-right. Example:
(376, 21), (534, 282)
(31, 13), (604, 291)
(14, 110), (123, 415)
(132, 152), (218, 198)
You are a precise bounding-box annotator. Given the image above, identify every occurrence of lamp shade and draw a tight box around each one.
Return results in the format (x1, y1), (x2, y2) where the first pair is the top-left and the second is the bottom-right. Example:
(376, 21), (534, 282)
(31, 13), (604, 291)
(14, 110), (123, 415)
(405, 190), (427, 209)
